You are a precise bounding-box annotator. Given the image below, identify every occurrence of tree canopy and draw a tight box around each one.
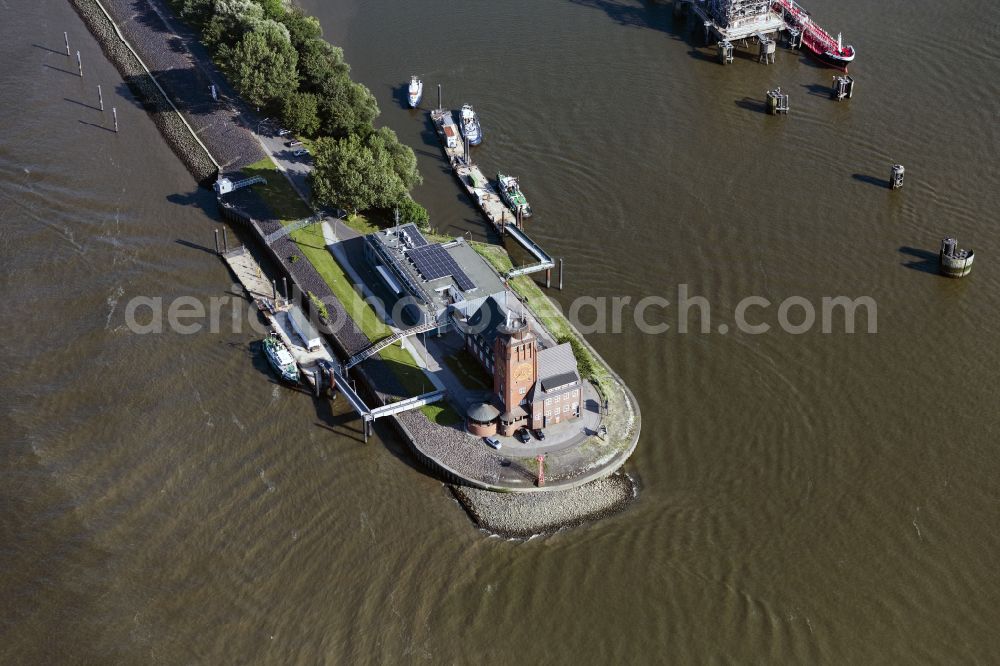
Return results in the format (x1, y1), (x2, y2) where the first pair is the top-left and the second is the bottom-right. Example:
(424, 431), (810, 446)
(281, 91), (320, 136)
(218, 20), (298, 108)
(174, 0), (426, 218)
(311, 128), (422, 212)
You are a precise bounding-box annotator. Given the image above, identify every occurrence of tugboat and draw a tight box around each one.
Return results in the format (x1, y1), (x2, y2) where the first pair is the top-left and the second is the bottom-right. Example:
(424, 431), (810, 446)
(262, 334), (299, 383)
(460, 104), (482, 145)
(774, 0), (855, 69)
(407, 75), (422, 108)
(497, 172), (532, 218)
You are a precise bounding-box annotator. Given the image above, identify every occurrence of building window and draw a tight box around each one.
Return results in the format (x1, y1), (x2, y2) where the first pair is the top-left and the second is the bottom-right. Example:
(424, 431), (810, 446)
(563, 405), (569, 413)
(519, 387), (526, 395)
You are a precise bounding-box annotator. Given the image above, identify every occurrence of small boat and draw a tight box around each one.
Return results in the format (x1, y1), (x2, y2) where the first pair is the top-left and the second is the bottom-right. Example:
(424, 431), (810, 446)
(497, 172), (532, 218)
(459, 104), (482, 145)
(774, 0), (855, 69)
(407, 75), (422, 108)
(263, 334), (299, 383)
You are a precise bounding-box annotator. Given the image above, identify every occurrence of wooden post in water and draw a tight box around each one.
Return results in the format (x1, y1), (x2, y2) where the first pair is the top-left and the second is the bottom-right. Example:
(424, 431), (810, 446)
(76, 51), (82, 77)
(437, 84), (442, 112)
(112, 107), (118, 132)
(97, 85), (104, 111)
(559, 258), (564, 290)
(546, 268), (551, 289)
(271, 279), (277, 300)
(213, 229), (220, 254)
(64, 32), (70, 56)
(222, 227), (229, 253)
(282, 277), (288, 303)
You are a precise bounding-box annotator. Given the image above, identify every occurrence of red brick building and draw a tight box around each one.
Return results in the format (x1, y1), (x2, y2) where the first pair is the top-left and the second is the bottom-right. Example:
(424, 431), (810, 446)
(463, 296), (581, 436)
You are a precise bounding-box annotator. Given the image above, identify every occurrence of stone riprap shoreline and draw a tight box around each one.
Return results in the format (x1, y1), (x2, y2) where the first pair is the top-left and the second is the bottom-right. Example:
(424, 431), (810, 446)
(451, 473), (637, 538)
(68, 0), (265, 183)
(68, 0), (219, 182)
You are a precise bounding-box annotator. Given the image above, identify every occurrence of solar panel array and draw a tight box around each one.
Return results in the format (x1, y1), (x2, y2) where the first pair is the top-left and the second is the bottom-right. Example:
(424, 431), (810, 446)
(407, 244), (476, 292)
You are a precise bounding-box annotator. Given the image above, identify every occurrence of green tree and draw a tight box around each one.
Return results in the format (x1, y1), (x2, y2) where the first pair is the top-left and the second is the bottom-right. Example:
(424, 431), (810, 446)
(202, 0), (264, 50)
(310, 128), (423, 212)
(371, 126), (422, 191)
(281, 91), (320, 136)
(279, 10), (323, 49)
(170, 0), (215, 26)
(310, 134), (397, 212)
(316, 74), (379, 138)
(395, 197), (430, 230)
(250, 0), (286, 21)
(218, 20), (298, 108)
(297, 38), (349, 92)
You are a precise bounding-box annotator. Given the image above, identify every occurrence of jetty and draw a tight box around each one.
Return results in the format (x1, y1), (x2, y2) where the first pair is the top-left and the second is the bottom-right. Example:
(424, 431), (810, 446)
(429, 107), (558, 283)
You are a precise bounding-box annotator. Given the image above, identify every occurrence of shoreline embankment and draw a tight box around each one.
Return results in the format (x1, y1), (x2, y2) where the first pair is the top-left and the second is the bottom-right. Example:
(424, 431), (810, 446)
(68, 0), (220, 183)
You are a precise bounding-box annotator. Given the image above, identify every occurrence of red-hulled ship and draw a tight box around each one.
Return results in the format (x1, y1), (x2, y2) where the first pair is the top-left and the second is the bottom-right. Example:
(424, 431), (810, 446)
(774, 0), (855, 69)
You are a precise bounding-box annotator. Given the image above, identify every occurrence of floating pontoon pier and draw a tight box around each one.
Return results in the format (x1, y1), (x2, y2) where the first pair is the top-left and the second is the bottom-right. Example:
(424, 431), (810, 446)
(429, 106), (560, 284)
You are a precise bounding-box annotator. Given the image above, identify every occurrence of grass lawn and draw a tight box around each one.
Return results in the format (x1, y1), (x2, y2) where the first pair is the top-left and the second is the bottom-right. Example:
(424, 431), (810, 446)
(246, 154), (460, 425)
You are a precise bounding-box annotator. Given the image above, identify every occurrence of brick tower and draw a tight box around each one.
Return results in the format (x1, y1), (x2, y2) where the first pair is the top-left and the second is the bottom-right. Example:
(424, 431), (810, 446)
(494, 313), (536, 436)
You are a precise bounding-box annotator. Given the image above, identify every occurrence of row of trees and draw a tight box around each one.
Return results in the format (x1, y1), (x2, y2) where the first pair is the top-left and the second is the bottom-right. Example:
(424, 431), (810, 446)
(170, 0), (426, 222)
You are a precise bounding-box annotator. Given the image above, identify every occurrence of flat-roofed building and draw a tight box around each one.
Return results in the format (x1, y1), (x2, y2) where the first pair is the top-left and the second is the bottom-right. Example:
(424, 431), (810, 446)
(364, 223), (505, 329)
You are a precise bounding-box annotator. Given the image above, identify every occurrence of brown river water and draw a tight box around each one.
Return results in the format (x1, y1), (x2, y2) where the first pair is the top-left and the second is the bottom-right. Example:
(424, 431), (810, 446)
(2, 0), (1000, 662)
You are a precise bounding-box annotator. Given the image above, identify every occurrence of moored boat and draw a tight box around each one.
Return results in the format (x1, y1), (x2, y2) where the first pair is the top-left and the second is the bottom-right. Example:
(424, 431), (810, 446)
(407, 75), (422, 108)
(460, 104), (482, 145)
(774, 0), (855, 69)
(497, 172), (532, 218)
(263, 334), (299, 383)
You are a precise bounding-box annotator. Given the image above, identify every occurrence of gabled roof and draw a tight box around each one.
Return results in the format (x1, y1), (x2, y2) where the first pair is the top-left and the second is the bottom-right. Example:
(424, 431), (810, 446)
(529, 343), (581, 402)
(537, 343), (579, 383)
(541, 371), (579, 392)
(465, 295), (506, 349)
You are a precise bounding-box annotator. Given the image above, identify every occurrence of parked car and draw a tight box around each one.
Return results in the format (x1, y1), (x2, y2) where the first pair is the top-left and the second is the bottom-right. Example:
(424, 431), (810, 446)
(292, 148), (309, 157)
(532, 429), (546, 441)
(277, 128), (291, 136)
(287, 140), (303, 147)
(484, 436), (502, 450)
(515, 428), (531, 444)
